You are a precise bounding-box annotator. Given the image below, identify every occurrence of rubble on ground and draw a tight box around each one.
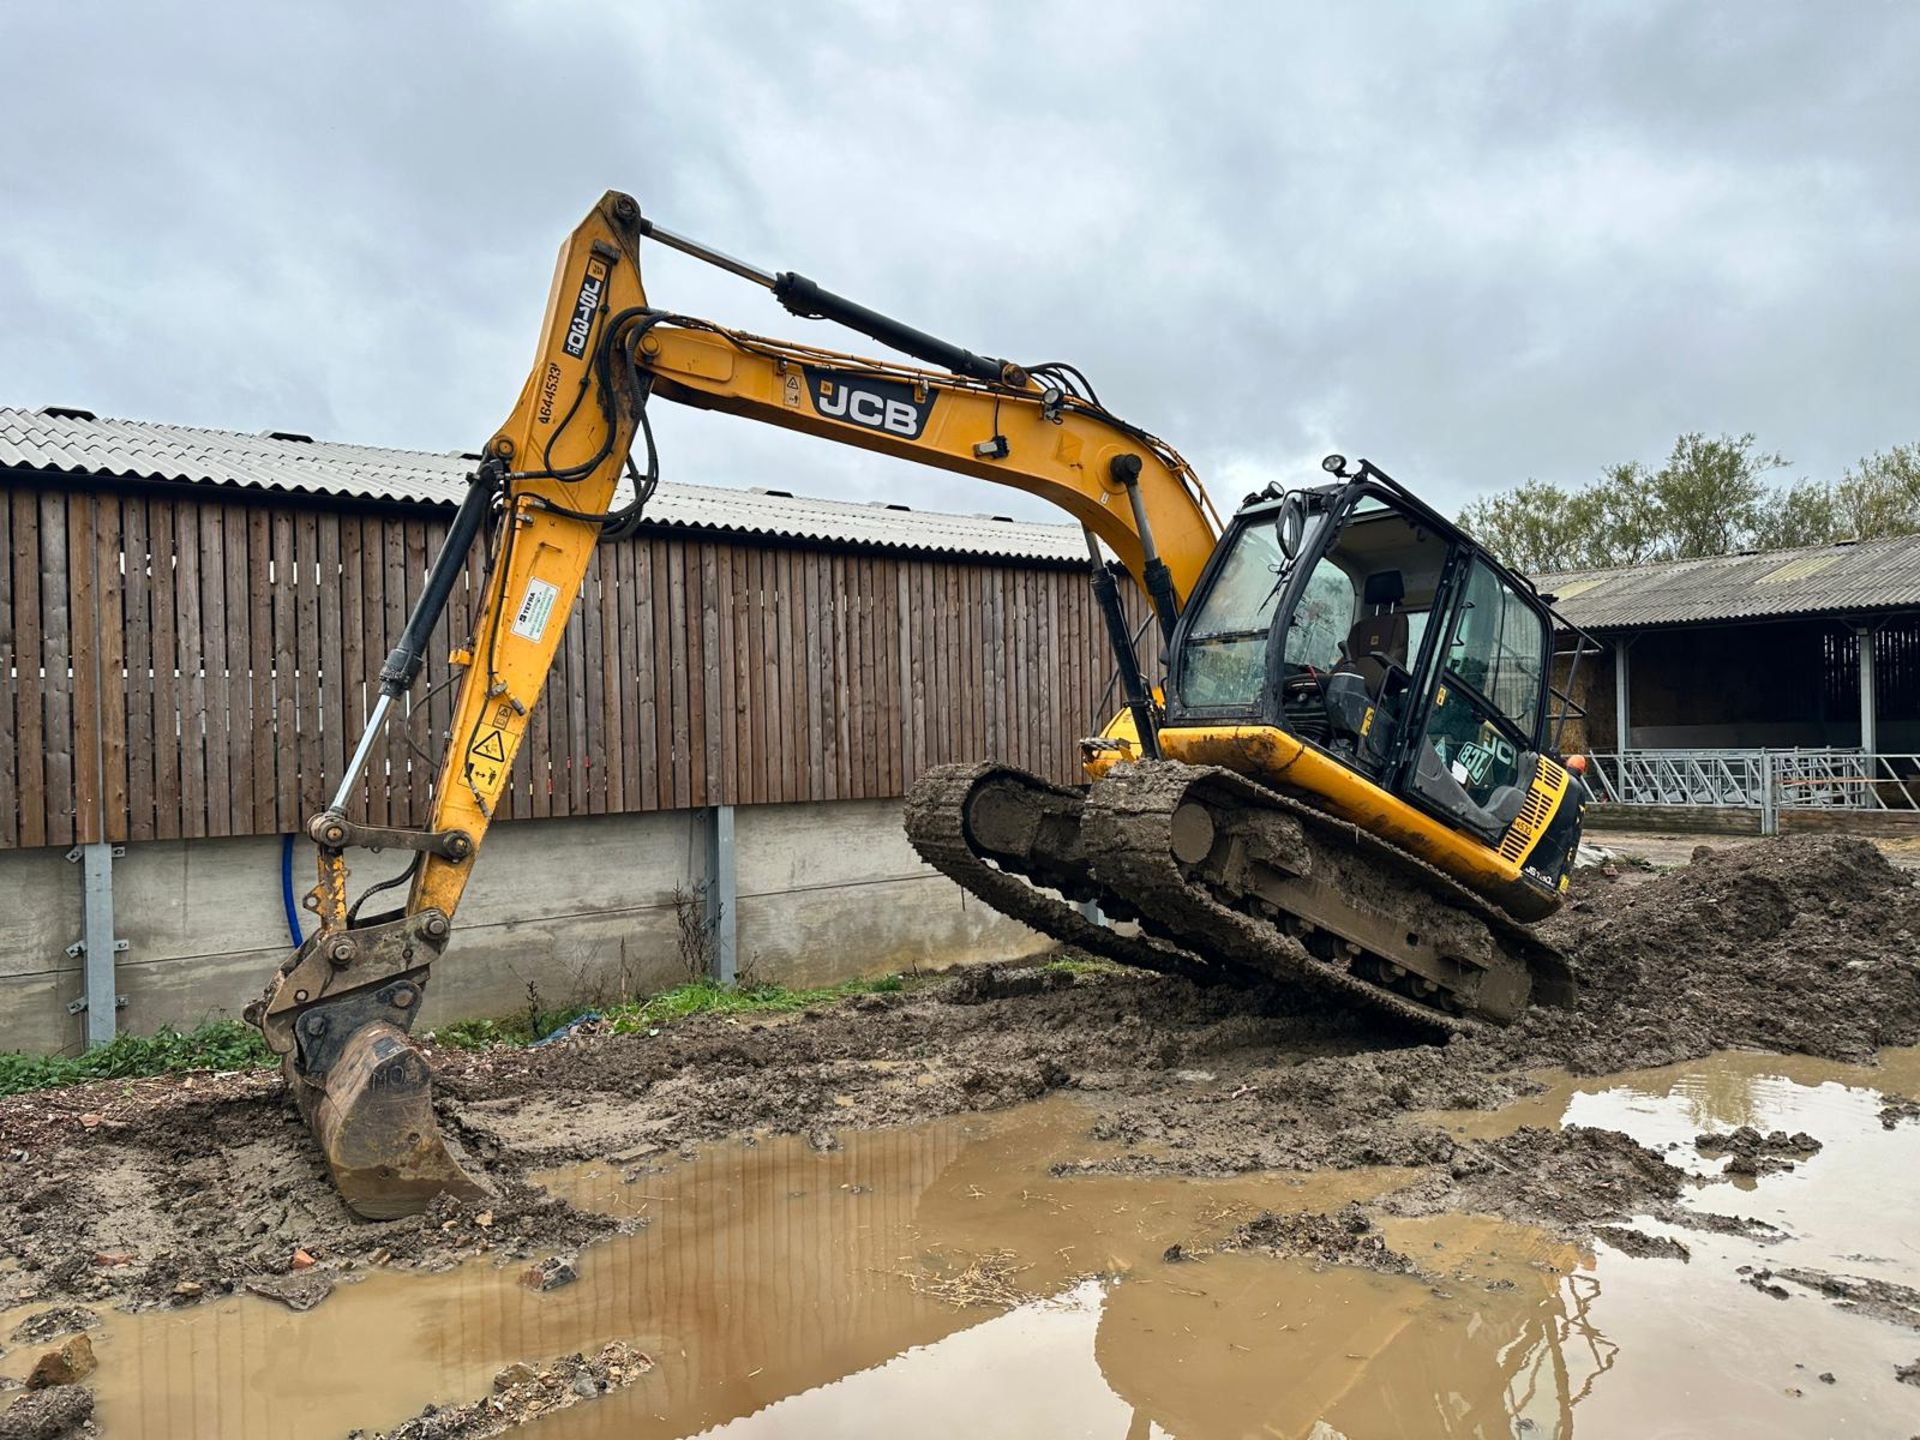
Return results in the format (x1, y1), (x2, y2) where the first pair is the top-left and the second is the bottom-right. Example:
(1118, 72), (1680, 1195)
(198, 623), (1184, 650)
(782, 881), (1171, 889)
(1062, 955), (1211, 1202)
(1384, 1125), (1687, 1232)
(1592, 1226), (1690, 1261)
(23, 1336), (93, 1392)
(1754, 1268), (1920, 1331)
(346, 1341), (651, 1439)
(1694, 1125), (1822, 1176)
(1879, 1094), (1920, 1129)
(1213, 1204), (1417, 1275)
(0, 1387), (95, 1440)
(2, 1316), (92, 1350)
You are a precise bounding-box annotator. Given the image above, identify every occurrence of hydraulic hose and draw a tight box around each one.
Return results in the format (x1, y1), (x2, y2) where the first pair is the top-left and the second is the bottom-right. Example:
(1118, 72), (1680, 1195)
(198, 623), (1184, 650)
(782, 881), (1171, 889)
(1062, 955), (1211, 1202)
(1085, 530), (1161, 760)
(281, 833), (304, 949)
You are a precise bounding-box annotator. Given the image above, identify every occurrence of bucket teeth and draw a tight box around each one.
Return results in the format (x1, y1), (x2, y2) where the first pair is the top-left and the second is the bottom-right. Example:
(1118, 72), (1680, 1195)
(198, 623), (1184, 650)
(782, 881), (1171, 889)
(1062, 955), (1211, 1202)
(287, 1021), (489, 1221)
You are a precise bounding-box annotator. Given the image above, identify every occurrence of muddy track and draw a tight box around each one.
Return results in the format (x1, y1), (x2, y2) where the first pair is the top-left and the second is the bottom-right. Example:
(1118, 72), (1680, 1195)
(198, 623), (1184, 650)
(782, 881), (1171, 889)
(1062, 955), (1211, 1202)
(911, 754), (1569, 1033)
(1084, 761), (1572, 1032)
(1085, 762), (1469, 1032)
(906, 760), (1566, 1029)
(904, 762), (1234, 987)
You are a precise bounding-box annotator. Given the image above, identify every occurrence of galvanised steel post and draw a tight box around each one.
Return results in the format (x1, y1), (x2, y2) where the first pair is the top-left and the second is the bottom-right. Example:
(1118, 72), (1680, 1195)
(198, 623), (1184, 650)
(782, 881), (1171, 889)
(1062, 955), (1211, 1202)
(703, 805), (738, 984)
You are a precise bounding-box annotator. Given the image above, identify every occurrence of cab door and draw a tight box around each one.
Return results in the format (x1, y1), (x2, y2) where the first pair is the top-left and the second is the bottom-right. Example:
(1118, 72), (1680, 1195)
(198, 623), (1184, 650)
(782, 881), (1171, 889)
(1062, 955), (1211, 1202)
(1399, 556), (1552, 843)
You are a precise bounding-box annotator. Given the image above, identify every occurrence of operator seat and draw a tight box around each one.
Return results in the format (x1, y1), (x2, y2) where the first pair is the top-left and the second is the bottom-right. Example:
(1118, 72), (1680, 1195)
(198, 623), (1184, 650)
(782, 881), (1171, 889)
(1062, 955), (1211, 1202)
(1336, 570), (1409, 700)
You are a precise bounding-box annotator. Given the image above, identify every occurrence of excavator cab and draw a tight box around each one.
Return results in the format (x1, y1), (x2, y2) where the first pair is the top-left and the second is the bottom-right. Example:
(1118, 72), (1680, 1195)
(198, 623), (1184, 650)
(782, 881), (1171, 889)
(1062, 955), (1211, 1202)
(1163, 456), (1583, 902)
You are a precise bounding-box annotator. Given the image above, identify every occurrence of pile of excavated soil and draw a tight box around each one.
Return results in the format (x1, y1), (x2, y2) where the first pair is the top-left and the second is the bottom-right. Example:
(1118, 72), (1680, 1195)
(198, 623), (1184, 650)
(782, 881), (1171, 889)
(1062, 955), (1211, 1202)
(2, 834), (1916, 1314)
(1057, 835), (1920, 1224)
(1525, 833), (1920, 1072)
(1382, 1124), (1689, 1231)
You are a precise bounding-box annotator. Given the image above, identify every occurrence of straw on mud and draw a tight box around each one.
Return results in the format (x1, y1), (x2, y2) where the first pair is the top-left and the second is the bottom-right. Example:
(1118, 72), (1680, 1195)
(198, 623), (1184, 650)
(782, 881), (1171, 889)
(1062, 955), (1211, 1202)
(899, 1249), (1034, 1308)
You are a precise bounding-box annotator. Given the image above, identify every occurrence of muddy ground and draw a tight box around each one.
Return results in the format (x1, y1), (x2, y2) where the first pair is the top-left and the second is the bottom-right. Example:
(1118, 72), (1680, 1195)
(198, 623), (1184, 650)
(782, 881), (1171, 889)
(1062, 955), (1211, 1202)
(2, 834), (1918, 1329)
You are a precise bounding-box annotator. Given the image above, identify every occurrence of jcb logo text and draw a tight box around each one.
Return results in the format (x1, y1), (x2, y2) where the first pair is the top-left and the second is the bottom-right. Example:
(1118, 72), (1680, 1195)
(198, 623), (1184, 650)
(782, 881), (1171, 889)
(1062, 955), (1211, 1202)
(564, 261), (608, 359)
(803, 367), (935, 440)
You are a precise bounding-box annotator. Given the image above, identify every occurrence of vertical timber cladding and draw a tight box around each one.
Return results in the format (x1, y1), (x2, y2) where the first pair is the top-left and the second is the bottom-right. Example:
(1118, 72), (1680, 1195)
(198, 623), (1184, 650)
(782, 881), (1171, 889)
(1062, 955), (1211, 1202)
(0, 478), (1129, 850)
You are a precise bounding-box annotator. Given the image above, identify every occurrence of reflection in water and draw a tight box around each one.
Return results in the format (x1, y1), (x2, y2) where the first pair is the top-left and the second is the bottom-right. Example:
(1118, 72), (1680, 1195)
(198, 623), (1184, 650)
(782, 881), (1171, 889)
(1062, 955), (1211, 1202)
(1090, 1219), (1591, 1440)
(1432, 1045), (1920, 1146)
(1423, 1046), (1920, 1439)
(534, 1099), (1459, 1439)
(4, 1052), (1916, 1439)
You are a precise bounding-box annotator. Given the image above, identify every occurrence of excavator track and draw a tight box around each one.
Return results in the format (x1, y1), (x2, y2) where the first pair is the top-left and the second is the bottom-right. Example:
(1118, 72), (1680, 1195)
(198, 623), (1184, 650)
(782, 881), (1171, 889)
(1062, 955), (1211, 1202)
(905, 762), (1244, 988)
(909, 759), (1572, 1034)
(1080, 761), (1575, 1033)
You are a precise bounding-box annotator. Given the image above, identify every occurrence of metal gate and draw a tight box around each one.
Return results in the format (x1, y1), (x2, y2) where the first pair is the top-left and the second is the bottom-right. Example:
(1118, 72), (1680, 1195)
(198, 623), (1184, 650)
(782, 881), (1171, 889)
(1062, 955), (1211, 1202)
(1589, 748), (1920, 833)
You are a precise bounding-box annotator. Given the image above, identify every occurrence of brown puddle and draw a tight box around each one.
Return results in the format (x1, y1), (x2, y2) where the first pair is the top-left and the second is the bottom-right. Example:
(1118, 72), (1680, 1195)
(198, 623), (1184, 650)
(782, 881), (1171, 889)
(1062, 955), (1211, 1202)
(2, 1054), (1918, 1438)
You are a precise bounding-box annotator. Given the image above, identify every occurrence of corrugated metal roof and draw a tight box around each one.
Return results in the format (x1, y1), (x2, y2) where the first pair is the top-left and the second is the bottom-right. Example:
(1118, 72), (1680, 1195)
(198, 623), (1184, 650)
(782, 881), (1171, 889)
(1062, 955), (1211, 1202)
(0, 406), (1086, 564)
(1537, 534), (1920, 630)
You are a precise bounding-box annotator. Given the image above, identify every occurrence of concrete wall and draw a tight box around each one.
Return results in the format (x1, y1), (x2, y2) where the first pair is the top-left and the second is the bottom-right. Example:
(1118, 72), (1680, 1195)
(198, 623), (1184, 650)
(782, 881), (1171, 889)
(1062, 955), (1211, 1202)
(0, 798), (1051, 1055)
(1584, 804), (1765, 837)
(734, 799), (1035, 988)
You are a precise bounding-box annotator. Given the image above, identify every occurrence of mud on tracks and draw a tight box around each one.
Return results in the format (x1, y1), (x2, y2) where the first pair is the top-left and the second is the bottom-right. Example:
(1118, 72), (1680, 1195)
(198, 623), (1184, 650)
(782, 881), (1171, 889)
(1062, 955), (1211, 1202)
(2, 833), (1916, 1318)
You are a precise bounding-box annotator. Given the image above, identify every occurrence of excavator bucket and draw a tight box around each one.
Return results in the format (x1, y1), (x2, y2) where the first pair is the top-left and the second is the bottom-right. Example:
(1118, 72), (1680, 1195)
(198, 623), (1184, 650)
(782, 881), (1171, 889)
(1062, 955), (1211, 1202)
(253, 903), (489, 1221)
(285, 1021), (488, 1221)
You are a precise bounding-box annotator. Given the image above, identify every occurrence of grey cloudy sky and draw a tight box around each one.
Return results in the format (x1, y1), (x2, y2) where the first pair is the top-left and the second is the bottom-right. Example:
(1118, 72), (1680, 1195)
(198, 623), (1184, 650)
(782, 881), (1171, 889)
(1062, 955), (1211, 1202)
(3, 2), (1915, 525)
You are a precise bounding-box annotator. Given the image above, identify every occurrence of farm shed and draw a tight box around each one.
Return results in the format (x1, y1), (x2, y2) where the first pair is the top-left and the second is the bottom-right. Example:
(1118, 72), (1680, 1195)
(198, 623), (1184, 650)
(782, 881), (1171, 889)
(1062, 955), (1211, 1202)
(0, 407), (1146, 1053)
(1541, 534), (1920, 833)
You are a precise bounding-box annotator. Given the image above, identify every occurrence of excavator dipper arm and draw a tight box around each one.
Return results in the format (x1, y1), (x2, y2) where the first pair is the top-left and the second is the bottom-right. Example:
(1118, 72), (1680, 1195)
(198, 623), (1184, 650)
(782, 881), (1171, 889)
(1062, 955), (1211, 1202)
(248, 190), (1219, 1219)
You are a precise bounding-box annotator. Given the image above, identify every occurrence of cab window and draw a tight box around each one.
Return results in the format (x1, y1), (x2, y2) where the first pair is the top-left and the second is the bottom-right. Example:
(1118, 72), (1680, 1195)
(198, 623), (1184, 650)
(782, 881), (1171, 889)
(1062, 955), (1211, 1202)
(1448, 561), (1547, 736)
(1282, 558), (1355, 674)
(1177, 521), (1285, 708)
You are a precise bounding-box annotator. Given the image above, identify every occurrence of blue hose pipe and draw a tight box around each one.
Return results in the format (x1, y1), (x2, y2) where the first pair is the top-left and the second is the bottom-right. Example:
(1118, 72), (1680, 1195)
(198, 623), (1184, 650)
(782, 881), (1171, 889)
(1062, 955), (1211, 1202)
(281, 833), (305, 949)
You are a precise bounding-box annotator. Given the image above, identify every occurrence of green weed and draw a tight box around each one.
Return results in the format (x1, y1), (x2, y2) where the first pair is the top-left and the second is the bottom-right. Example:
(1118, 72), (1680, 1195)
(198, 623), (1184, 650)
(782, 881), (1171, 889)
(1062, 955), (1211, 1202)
(0, 1021), (274, 1099)
(432, 1003), (597, 1052)
(602, 974), (916, 1034)
(432, 973), (925, 1049)
(0, 971), (935, 1096)
(1040, 951), (1123, 977)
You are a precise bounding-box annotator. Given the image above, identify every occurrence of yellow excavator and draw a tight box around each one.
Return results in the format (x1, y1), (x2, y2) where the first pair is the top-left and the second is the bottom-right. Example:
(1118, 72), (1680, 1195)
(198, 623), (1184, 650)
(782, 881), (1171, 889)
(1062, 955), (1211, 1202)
(245, 191), (1589, 1218)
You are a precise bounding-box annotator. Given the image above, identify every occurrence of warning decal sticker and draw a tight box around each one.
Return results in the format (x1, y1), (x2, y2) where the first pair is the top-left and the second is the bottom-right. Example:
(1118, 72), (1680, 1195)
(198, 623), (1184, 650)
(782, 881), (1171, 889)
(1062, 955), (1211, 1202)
(467, 725), (511, 792)
(510, 578), (560, 643)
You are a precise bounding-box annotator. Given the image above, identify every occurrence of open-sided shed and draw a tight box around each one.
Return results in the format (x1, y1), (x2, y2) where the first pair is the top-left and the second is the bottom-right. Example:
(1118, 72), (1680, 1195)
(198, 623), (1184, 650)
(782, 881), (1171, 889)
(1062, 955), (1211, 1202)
(1541, 535), (1920, 829)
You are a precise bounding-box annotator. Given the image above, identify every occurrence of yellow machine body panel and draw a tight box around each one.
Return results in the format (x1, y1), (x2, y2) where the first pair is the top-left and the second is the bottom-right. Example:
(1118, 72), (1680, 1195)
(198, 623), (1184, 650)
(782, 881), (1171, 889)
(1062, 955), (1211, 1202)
(1091, 718), (1571, 916)
(639, 326), (1221, 603)
(407, 192), (1219, 922)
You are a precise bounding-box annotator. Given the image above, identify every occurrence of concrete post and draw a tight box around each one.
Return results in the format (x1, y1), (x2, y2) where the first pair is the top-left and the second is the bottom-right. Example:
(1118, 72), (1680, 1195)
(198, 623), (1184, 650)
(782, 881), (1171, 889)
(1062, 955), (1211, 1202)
(703, 805), (738, 984)
(67, 842), (126, 1049)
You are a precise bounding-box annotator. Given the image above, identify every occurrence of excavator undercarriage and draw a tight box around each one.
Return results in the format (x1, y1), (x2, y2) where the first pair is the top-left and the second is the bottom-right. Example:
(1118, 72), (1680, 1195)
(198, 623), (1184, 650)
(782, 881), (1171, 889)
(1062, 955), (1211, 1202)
(908, 760), (1573, 1035)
